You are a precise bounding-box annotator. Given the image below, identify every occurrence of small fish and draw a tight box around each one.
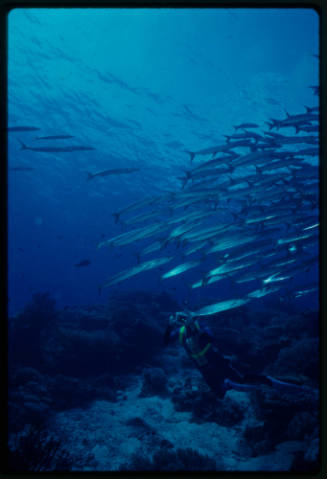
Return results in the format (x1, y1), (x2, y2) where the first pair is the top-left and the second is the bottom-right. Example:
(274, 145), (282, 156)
(35, 135), (75, 140)
(74, 259), (91, 267)
(87, 168), (140, 180)
(7, 126), (40, 132)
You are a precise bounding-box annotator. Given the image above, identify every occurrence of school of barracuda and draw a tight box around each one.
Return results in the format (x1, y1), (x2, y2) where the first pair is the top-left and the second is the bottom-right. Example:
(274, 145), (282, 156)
(98, 98), (319, 316)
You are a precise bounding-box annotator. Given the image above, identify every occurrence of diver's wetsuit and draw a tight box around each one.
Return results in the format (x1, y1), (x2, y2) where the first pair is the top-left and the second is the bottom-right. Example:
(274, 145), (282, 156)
(165, 315), (304, 398)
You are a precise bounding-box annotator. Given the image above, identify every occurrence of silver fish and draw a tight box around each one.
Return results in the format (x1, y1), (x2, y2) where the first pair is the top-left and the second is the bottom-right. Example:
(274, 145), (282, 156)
(161, 260), (201, 279)
(186, 144), (232, 161)
(247, 286), (280, 298)
(87, 168), (140, 180)
(35, 135), (74, 140)
(19, 140), (94, 152)
(207, 235), (258, 254)
(194, 298), (250, 316)
(277, 232), (315, 245)
(206, 259), (255, 278)
(97, 223), (167, 249)
(112, 195), (163, 223)
(262, 272), (292, 284)
(139, 240), (163, 257)
(191, 275), (224, 289)
(123, 210), (161, 225)
(103, 256), (173, 287)
(184, 240), (209, 256)
(234, 123), (259, 130)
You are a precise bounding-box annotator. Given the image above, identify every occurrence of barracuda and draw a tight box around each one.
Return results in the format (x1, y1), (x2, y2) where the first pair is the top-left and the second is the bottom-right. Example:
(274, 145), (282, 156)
(186, 143), (232, 161)
(87, 167), (141, 180)
(184, 240), (209, 256)
(207, 235), (258, 254)
(234, 122), (259, 130)
(97, 222), (167, 249)
(139, 240), (163, 257)
(122, 210), (161, 225)
(103, 256), (174, 287)
(262, 272), (292, 284)
(194, 298), (250, 316)
(166, 221), (204, 242)
(161, 260), (201, 279)
(167, 210), (214, 226)
(191, 274), (225, 289)
(206, 259), (255, 278)
(277, 232), (315, 245)
(181, 224), (233, 243)
(263, 132), (318, 146)
(112, 195), (163, 223)
(247, 286), (280, 298)
(96, 92), (319, 314)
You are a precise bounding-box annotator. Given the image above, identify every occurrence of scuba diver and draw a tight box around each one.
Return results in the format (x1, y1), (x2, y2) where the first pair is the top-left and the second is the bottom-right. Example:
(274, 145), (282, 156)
(164, 310), (307, 398)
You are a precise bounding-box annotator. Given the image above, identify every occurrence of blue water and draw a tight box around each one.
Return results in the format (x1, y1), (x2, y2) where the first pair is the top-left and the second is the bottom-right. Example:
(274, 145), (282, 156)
(8, 8), (319, 315)
(7, 8), (320, 472)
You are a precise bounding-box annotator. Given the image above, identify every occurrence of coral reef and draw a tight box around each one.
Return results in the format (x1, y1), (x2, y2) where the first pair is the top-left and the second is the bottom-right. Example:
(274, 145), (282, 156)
(139, 367), (168, 397)
(266, 337), (319, 383)
(9, 292), (58, 370)
(7, 422), (74, 472)
(172, 377), (245, 426)
(244, 386), (319, 458)
(119, 447), (218, 471)
(7, 290), (319, 472)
